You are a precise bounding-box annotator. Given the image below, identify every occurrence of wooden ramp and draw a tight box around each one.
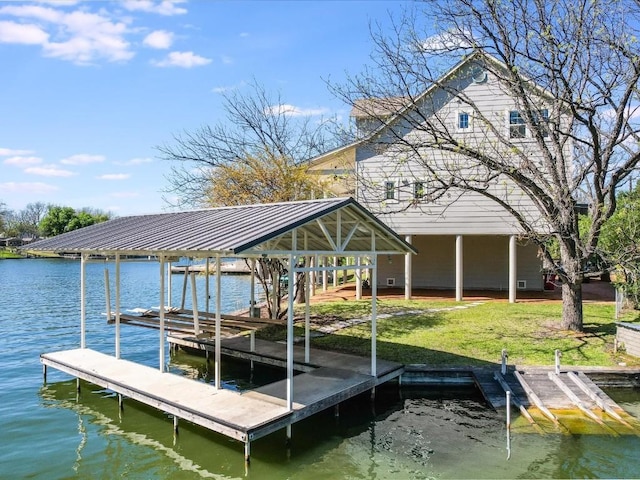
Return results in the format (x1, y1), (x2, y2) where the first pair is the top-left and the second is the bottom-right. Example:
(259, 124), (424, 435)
(475, 367), (639, 433)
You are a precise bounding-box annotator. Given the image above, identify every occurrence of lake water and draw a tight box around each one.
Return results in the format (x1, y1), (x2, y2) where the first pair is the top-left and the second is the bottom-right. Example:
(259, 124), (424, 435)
(1, 258), (639, 479)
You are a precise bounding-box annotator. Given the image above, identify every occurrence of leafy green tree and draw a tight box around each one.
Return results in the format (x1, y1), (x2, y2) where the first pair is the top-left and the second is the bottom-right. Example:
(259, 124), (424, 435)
(599, 186), (640, 307)
(40, 206), (110, 237)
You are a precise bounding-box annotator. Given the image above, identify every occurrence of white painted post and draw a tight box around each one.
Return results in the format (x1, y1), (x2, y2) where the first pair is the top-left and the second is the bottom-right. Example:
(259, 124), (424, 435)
(501, 348), (508, 375)
(159, 255), (166, 372)
(167, 259), (172, 308)
(322, 256), (328, 292)
(250, 258), (256, 315)
(355, 256), (362, 300)
(215, 254), (222, 390)
(287, 253), (296, 411)
(190, 272), (201, 335)
(456, 235), (463, 302)
(206, 257), (210, 315)
(311, 255), (317, 297)
(305, 257), (311, 363)
(180, 267), (188, 311)
(333, 256), (338, 287)
(371, 229), (377, 378)
(554, 349), (562, 374)
(405, 234), (412, 300)
(104, 268), (111, 323)
(80, 253), (87, 349)
(115, 253), (121, 359)
(509, 235), (517, 304)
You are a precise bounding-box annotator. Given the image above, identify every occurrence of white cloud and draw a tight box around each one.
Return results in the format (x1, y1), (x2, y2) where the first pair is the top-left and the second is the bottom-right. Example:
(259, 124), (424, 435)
(114, 157), (153, 166)
(265, 104), (330, 117)
(0, 181), (58, 194)
(0, 5), (134, 65)
(143, 30), (173, 49)
(0, 21), (49, 44)
(240, 32), (249, 38)
(152, 50), (211, 68)
(122, 0), (187, 16)
(3, 156), (43, 167)
(0, 147), (34, 156)
(60, 154), (105, 165)
(97, 173), (130, 180)
(24, 165), (76, 177)
(211, 81), (246, 94)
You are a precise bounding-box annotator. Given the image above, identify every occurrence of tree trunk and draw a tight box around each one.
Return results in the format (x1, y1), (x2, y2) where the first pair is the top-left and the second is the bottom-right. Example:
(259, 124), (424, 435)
(561, 280), (583, 331)
(559, 242), (584, 331)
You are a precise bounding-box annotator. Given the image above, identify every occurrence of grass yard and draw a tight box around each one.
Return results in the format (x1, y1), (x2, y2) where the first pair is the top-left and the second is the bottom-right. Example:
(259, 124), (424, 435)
(260, 299), (640, 368)
(0, 249), (24, 259)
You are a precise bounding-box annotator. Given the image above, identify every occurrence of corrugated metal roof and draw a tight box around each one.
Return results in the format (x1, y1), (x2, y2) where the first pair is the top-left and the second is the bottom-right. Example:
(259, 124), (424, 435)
(27, 197), (417, 257)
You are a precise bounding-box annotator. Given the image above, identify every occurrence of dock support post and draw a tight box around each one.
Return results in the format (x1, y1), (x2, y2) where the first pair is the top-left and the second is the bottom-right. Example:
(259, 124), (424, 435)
(115, 254), (121, 359)
(190, 272), (201, 336)
(215, 254), (222, 390)
(501, 349), (508, 375)
(43, 364), (47, 383)
(554, 349), (562, 375)
(159, 255), (166, 372)
(118, 393), (124, 411)
(76, 377), (81, 393)
(334, 404), (340, 418)
(506, 391), (511, 460)
(285, 424), (292, 447)
(244, 441), (251, 465)
(80, 253), (87, 348)
(173, 415), (179, 434)
(370, 248), (377, 378)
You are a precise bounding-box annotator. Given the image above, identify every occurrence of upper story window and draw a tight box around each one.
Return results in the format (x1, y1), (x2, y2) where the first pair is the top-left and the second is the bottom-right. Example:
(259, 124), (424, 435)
(384, 181), (396, 200)
(509, 111), (526, 138)
(509, 109), (549, 139)
(414, 181), (426, 200)
(458, 112), (470, 130)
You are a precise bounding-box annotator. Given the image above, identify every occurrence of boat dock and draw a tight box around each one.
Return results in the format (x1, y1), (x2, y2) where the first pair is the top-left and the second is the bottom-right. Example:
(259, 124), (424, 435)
(41, 341), (403, 462)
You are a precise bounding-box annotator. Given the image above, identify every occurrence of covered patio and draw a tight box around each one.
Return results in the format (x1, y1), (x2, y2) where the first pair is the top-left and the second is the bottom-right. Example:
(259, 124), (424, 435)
(31, 197), (416, 463)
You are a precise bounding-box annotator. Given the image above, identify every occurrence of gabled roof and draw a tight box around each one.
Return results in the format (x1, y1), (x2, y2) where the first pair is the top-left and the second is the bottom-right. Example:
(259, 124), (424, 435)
(27, 197), (417, 257)
(308, 50), (556, 165)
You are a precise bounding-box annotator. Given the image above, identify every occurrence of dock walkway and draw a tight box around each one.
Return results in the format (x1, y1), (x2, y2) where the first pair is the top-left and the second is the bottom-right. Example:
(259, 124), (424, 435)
(41, 342), (403, 460)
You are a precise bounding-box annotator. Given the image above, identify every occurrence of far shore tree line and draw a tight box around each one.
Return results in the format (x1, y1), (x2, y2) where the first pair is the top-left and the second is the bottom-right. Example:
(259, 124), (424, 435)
(3, 0), (639, 327)
(0, 201), (112, 240)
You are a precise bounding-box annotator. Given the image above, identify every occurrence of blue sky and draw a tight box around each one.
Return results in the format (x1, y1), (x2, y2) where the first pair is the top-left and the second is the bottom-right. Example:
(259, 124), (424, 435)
(0, 0), (410, 216)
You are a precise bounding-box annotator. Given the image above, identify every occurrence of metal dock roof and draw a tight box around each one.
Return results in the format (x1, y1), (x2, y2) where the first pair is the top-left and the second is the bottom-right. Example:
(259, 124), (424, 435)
(28, 197), (417, 257)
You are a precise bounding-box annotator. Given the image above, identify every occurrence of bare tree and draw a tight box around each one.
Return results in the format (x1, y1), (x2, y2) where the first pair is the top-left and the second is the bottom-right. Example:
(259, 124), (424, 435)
(331, 0), (640, 331)
(157, 81), (337, 318)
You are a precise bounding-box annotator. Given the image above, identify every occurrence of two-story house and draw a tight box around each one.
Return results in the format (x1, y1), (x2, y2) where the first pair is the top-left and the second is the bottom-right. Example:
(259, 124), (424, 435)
(309, 51), (563, 302)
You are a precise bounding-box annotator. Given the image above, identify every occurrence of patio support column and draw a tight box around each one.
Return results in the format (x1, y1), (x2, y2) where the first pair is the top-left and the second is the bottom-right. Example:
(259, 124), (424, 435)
(405, 235), (412, 300)
(80, 253), (87, 349)
(159, 255), (166, 372)
(167, 259), (172, 307)
(455, 235), (463, 302)
(115, 253), (121, 359)
(215, 254), (222, 390)
(333, 256), (338, 287)
(509, 235), (517, 304)
(305, 259), (311, 363)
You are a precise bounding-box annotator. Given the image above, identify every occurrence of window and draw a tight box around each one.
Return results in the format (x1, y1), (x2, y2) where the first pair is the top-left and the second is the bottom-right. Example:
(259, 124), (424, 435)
(532, 108), (549, 137)
(509, 111), (526, 138)
(414, 181), (426, 200)
(509, 109), (549, 138)
(458, 112), (470, 130)
(384, 181), (396, 200)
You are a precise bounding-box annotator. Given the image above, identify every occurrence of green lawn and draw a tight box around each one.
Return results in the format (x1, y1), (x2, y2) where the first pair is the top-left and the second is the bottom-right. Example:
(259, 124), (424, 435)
(0, 249), (24, 259)
(263, 299), (640, 368)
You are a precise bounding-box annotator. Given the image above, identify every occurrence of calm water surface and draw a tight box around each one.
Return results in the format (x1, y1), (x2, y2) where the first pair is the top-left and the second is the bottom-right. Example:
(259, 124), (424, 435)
(1, 258), (639, 479)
